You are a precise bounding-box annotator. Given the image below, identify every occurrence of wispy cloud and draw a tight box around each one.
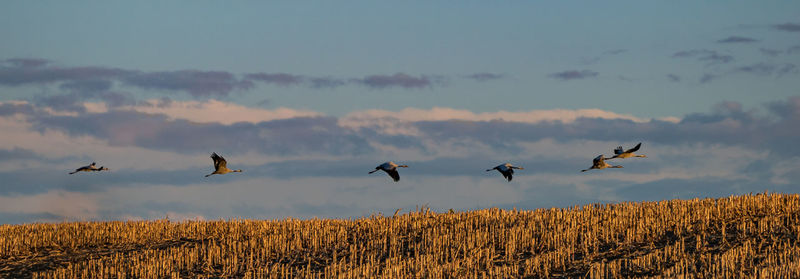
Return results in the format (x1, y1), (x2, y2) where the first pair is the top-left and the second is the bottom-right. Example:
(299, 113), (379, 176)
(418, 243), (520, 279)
(699, 73), (717, 84)
(548, 70), (598, 81)
(759, 48), (782, 57)
(244, 73), (303, 86)
(731, 63), (798, 77)
(667, 74), (681, 82)
(2, 58), (50, 68)
(773, 23), (800, 32)
(672, 49), (734, 65)
(463, 73), (505, 82)
(603, 49), (628, 55)
(121, 70), (254, 97)
(355, 73), (435, 89)
(716, 36), (759, 44)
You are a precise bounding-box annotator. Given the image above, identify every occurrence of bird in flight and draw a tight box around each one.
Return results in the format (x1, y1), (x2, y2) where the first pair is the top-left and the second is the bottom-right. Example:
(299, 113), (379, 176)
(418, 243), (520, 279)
(205, 152), (243, 177)
(607, 143), (646, 160)
(581, 155), (623, 172)
(69, 162), (109, 174)
(486, 163), (524, 182)
(369, 161), (408, 182)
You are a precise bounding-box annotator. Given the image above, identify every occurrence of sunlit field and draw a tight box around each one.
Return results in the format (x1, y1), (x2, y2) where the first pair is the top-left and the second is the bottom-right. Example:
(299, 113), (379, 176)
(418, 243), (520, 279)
(1, 193), (798, 278)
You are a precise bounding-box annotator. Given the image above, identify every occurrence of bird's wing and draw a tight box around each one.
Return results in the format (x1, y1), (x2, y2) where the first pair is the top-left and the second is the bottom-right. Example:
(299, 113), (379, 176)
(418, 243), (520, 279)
(593, 155), (604, 164)
(386, 169), (400, 182)
(614, 146), (624, 155)
(626, 143), (642, 153)
(507, 172), (513, 182)
(211, 153), (227, 169)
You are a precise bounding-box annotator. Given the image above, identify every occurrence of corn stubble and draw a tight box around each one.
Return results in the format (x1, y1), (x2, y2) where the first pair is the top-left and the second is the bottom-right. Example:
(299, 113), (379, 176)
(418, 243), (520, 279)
(1, 193), (799, 278)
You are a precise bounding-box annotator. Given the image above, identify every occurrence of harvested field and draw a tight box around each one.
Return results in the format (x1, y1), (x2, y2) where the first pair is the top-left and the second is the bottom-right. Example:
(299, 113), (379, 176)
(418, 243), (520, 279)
(1, 193), (799, 278)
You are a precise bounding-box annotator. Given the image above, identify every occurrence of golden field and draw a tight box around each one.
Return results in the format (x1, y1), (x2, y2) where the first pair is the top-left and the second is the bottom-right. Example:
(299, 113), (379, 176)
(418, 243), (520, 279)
(1, 193), (799, 278)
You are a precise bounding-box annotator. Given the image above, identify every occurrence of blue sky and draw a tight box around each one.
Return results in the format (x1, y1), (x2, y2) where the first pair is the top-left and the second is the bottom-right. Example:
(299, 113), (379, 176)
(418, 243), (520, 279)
(1, 2), (799, 223)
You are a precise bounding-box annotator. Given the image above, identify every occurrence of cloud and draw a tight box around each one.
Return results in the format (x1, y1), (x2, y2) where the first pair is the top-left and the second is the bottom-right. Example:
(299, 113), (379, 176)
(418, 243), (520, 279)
(31, 110), (373, 156)
(0, 102), (34, 116)
(548, 70), (598, 81)
(355, 73), (434, 89)
(0, 64), (131, 87)
(788, 45), (800, 55)
(604, 49), (628, 55)
(121, 70), (254, 97)
(0, 61), (254, 98)
(244, 73), (303, 86)
(731, 63), (798, 77)
(309, 77), (348, 89)
(116, 99), (321, 124)
(2, 58), (50, 68)
(3, 96), (800, 223)
(340, 107), (647, 134)
(0, 147), (38, 162)
(699, 73), (717, 83)
(671, 49), (734, 65)
(667, 74), (681, 82)
(759, 48), (782, 57)
(34, 91), (137, 113)
(59, 79), (113, 93)
(773, 23), (800, 32)
(716, 36), (759, 43)
(464, 73), (505, 82)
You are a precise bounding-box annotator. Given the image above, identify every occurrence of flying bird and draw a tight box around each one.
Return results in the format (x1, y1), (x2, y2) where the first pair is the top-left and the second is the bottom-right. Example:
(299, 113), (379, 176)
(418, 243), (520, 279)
(486, 163), (524, 182)
(69, 162), (109, 174)
(369, 161), (408, 182)
(205, 152), (243, 177)
(581, 155), (623, 172)
(608, 143), (646, 160)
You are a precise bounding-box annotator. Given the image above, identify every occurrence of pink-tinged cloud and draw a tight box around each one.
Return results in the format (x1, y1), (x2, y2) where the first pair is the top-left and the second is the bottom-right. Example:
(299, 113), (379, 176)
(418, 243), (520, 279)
(108, 99), (321, 124)
(340, 107), (653, 135)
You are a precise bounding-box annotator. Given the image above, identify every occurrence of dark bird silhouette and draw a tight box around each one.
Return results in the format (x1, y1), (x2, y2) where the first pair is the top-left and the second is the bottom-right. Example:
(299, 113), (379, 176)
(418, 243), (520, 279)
(69, 162), (109, 174)
(581, 155), (623, 172)
(486, 163), (524, 182)
(369, 161), (408, 182)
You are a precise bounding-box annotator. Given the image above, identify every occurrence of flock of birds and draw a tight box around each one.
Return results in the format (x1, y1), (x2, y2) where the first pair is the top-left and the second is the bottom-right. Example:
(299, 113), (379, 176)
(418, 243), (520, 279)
(69, 143), (647, 182)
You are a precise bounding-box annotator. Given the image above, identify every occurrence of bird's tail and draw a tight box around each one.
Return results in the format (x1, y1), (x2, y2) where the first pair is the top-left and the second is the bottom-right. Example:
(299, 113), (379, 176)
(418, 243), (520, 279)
(581, 169), (589, 172)
(486, 169), (493, 172)
(368, 169), (379, 174)
(69, 171), (76, 175)
(205, 174), (212, 177)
